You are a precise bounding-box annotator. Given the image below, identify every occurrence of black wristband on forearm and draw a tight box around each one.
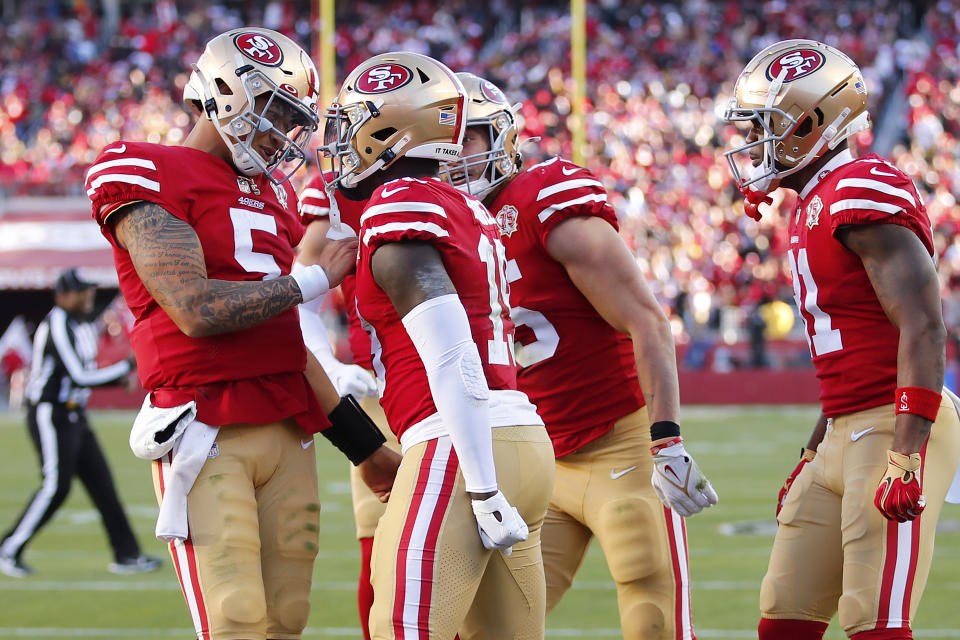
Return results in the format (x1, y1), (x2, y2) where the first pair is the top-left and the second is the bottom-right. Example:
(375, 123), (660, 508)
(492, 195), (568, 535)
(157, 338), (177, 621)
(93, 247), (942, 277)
(321, 394), (387, 466)
(650, 420), (681, 441)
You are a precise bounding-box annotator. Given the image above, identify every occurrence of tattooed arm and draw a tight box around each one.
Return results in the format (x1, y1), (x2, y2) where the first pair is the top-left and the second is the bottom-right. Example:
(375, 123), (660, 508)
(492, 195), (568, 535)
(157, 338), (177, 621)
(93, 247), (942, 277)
(110, 201), (354, 338)
(837, 223), (946, 453)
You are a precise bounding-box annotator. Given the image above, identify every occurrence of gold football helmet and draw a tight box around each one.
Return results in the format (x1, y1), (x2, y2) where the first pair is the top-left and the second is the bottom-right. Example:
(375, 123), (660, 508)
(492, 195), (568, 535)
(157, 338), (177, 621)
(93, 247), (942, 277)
(723, 39), (870, 193)
(183, 27), (320, 184)
(439, 72), (522, 200)
(321, 52), (466, 189)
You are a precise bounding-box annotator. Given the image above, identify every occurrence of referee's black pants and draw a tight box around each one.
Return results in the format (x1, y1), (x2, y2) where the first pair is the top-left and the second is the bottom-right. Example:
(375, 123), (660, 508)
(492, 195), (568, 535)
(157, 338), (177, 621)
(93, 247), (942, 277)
(0, 402), (141, 562)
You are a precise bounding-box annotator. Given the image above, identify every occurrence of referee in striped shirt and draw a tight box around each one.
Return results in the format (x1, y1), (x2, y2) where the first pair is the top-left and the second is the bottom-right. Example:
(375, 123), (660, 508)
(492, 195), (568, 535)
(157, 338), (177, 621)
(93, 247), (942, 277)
(0, 268), (160, 577)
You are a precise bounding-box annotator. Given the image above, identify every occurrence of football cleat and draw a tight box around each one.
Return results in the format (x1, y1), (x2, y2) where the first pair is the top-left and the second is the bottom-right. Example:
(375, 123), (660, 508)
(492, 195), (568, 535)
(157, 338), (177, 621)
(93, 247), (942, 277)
(108, 554), (163, 575)
(0, 554), (34, 578)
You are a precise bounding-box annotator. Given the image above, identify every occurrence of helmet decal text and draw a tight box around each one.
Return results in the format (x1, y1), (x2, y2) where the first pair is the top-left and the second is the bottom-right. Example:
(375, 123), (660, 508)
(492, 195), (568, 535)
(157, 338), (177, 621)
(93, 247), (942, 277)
(765, 49), (825, 82)
(234, 33), (284, 67)
(355, 64), (413, 94)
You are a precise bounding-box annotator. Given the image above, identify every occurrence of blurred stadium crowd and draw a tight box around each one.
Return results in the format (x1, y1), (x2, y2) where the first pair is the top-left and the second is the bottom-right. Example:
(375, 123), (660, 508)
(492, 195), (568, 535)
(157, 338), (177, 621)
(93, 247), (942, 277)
(1, 0), (958, 365)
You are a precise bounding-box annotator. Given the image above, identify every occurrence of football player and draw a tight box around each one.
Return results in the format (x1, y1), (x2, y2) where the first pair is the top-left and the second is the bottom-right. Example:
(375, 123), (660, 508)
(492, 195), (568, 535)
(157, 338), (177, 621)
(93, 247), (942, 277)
(321, 51), (554, 639)
(86, 28), (400, 640)
(441, 72), (718, 638)
(295, 177), (401, 640)
(724, 39), (960, 639)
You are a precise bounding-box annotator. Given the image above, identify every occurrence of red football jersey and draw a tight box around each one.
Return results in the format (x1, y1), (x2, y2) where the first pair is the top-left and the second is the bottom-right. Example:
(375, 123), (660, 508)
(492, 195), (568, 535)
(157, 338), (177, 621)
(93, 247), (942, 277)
(299, 173), (372, 367)
(87, 141), (327, 433)
(787, 152), (934, 417)
(488, 157), (644, 456)
(355, 176), (527, 440)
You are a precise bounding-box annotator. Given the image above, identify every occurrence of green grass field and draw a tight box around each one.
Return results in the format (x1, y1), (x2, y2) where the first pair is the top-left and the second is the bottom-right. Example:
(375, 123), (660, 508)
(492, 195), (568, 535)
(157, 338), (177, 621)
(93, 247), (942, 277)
(0, 407), (958, 639)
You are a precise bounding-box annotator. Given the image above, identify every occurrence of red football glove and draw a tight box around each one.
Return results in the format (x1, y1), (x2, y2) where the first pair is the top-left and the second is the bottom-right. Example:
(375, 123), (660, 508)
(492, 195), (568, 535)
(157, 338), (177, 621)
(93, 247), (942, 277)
(739, 184), (773, 221)
(777, 448), (816, 517)
(874, 450), (926, 523)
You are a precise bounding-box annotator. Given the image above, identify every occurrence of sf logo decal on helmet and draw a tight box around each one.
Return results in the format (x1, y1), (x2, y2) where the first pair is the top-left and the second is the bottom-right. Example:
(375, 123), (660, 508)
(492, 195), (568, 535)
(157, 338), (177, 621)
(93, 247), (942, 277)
(766, 49), (825, 82)
(480, 81), (507, 104)
(234, 32), (284, 67)
(356, 64), (413, 94)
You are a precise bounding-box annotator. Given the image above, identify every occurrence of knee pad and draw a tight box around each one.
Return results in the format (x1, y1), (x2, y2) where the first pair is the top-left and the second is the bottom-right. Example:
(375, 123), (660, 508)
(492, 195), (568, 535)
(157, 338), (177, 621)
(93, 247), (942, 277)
(618, 600), (667, 640)
(220, 588), (267, 626)
(272, 595), (311, 634)
(596, 497), (661, 584)
(758, 618), (828, 640)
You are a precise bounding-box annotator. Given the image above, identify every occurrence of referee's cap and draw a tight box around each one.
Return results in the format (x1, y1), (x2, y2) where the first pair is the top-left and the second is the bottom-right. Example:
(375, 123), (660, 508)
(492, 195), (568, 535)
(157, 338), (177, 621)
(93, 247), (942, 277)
(54, 268), (96, 293)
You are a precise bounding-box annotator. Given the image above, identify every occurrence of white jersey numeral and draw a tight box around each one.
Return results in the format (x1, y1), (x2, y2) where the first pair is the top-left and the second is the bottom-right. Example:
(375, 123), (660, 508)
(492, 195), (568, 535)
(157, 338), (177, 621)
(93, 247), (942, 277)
(477, 233), (514, 366)
(506, 259), (560, 367)
(230, 208), (281, 280)
(789, 248), (842, 356)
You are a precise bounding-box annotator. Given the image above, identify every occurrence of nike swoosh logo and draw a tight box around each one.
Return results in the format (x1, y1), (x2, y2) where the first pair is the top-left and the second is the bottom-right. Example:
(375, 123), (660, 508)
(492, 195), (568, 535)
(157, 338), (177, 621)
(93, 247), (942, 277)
(561, 166), (582, 176)
(380, 185), (408, 198)
(870, 166), (897, 177)
(301, 439), (314, 450)
(851, 427), (875, 442)
(610, 466), (637, 480)
(105, 144), (126, 154)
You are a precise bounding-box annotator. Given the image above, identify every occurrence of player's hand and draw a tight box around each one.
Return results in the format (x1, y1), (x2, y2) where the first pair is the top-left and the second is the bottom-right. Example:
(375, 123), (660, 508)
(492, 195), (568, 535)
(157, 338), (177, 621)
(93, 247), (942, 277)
(777, 448), (816, 517)
(357, 445), (401, 503)
(318, 237), (358, 288)
(470, 490), (528, 556)
(739, 184), (773, 221)
(875, 450), (926, 522)
(651, 438), (719, 517)
(326, 361), (378, 398)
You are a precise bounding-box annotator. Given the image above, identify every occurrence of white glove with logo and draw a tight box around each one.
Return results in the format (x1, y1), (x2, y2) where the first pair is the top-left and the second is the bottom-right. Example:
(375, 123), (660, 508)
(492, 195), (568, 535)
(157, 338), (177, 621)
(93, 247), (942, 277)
(651, 438), (719, 517)
(324, 359), (378, 398)
(471, 490), (529, 556)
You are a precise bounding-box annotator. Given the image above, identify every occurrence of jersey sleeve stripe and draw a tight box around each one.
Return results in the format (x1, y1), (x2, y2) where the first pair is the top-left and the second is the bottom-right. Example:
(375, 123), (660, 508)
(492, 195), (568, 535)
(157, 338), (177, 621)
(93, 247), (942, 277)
(300, 203), (330, 216)
(835, 178), (916, 207)
(361, 221), (450, 245)
(536, 178), (605, 201)
(360, 202), (448, 224)
(85, 173), (161, 197)
(828, 198), (904, 216)
(300, 188), (327, 201)
(538, 193), (608, 222)
(85, 157), (158, 183)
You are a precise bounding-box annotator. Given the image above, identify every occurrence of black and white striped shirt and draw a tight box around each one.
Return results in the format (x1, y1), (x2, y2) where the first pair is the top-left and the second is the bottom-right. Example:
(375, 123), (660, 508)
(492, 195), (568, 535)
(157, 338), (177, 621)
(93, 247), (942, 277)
(25, 307), (131, 407)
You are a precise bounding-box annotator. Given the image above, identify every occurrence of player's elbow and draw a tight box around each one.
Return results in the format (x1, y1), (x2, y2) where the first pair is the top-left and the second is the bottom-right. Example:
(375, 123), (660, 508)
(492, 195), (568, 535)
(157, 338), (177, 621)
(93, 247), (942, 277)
(902, 313), (947, 351)
(171, 313), (215, 338)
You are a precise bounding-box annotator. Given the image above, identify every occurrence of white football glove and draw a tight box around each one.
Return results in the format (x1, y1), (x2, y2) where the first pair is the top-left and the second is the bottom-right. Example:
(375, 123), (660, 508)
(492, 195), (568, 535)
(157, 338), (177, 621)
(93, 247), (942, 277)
(325, 360), (378, 398)
(471, 490), (528, 556)
(651, 439), (719, 517)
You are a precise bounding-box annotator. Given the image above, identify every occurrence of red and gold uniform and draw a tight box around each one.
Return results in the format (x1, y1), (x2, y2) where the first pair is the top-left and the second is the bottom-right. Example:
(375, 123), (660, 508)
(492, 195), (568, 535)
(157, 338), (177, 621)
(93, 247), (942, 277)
(765, 150), (960, 635)
(356, 177), (553, 640)
(88, 141), (323, 640)
(489, 156), (695, 638)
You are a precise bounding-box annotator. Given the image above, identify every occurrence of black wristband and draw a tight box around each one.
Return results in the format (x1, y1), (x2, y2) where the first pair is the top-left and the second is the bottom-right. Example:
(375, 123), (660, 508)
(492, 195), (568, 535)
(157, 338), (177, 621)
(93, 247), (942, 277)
(650, 420), (681, 441)
(321, 394), (387, 466)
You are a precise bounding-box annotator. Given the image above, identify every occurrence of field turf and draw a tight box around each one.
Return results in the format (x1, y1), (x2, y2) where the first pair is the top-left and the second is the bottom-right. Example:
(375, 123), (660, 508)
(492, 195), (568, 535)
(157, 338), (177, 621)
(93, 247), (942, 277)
(0, 407), (958, 638)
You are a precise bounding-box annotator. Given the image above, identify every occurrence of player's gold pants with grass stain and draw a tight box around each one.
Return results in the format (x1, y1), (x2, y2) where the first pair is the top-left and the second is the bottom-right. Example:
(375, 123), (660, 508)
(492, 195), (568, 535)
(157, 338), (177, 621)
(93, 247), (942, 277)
(152, 419), (320, 640)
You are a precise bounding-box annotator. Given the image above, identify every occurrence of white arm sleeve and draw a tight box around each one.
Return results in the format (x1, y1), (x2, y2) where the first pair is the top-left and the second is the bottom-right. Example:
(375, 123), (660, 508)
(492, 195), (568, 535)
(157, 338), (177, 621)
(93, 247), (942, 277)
(293, 261), (334, 360)
(402, 294), (497, 493)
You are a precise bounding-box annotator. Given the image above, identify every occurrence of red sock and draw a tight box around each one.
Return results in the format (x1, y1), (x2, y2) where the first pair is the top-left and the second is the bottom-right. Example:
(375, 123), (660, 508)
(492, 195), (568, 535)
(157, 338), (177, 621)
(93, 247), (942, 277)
(851, 629), (913, 640)
(358, 537), (375, 640)
(758, 618), (828, 640)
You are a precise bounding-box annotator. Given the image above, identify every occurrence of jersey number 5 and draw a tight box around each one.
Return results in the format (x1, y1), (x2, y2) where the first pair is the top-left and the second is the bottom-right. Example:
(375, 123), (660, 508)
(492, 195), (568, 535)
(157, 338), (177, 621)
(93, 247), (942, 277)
(230, 208), (281, 280)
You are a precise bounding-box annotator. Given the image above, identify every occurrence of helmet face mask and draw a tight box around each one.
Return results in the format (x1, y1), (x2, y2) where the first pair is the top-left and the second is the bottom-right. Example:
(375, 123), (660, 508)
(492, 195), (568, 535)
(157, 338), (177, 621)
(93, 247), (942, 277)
(439, 73), (521, 200)
(183, 28), (320, 185)
(722, 39), (871, 194)
(318, 52), (466, 190)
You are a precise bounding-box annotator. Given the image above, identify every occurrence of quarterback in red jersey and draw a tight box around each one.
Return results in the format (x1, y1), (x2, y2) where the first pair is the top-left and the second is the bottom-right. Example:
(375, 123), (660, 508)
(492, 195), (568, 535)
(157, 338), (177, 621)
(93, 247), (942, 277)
(442, 72), (717, 638)
(321, 51), (553, 639)
(296, 175), (402, 640)
(86, 27), (398, 640)
(725, 39), (960, 639)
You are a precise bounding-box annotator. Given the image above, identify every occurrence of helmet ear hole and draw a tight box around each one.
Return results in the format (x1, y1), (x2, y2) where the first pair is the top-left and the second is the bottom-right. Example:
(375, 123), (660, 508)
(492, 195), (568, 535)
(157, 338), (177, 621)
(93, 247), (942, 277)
(371, 127), (397, 142)
(794, 116), (813, 138)
(215, 78), (234, 96)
